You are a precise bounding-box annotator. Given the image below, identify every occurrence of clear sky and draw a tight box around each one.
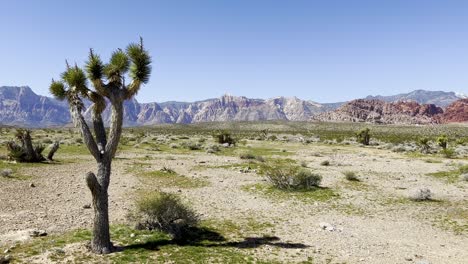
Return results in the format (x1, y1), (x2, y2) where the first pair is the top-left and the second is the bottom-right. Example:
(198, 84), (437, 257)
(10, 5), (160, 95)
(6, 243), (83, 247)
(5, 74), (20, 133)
(0, 0), (467, 103)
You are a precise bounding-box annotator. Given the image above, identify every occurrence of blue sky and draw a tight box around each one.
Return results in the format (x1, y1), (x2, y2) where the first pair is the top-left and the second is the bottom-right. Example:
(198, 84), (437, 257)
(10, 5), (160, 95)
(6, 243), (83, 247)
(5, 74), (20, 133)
(0, 0), (467, 103)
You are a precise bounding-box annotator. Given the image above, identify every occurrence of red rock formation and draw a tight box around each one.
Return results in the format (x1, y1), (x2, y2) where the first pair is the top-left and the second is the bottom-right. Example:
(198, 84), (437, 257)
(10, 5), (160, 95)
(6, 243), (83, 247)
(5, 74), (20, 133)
(439, 99), (468, 123)
(315, 99), (443, 124)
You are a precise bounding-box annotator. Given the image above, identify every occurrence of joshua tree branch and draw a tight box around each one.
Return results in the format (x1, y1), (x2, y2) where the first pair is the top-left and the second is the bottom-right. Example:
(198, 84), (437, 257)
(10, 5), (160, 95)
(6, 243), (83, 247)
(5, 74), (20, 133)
(104, 91), (124, 159)
(71, 104), (100, 161)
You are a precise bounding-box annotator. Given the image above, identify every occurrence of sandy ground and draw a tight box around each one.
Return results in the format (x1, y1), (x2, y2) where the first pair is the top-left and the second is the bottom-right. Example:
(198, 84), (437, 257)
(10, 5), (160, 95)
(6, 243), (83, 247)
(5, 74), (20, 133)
(0, 141), (467, 263)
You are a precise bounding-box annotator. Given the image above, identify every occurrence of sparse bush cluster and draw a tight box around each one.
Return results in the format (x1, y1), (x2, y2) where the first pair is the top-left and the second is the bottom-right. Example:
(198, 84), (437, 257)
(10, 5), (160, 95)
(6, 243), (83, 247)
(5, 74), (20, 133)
(239, 152), (265, 162)
(133, 192), (199, 240)
(261, 164), (322, 190)
(343, 171), (359, 181)
(1, 169), (13, 177)
(409, 188), (432, 201)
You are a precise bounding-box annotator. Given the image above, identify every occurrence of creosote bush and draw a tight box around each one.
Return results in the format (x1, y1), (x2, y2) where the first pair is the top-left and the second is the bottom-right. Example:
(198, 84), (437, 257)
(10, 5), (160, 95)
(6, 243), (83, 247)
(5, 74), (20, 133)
(239, 152), (265, 162)
(460, 173), (468, 182)
(409, 188), (432, 201)
(261, 164), (322, 190)
(1, 169), (13, 177)
(134, 192), (199, 241)
(440, 148), (456, 159)
(343, 171), (359, 181)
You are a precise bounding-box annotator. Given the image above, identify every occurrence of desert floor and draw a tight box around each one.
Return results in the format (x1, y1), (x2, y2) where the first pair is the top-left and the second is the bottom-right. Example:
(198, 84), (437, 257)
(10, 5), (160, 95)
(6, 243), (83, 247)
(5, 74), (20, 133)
(0, 123), (467, 263)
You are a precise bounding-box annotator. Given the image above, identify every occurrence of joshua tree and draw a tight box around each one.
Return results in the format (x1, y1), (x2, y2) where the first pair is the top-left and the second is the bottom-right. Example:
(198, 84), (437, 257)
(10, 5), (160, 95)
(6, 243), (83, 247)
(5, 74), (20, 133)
(49, 38), (151, 254)
(356, 128), (371, 145)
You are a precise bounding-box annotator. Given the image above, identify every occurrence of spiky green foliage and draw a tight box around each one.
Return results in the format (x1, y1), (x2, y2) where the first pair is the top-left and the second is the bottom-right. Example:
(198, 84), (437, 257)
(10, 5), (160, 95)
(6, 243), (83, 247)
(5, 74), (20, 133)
(104, 49), (130, 83)
(49, 80), (67, 100)
(61, 66), (88, 94)
(50, 38), (151, 106)
(127, 41), (152, 83)
(86, 49), (104, 82)
(437, 134), (448, 150)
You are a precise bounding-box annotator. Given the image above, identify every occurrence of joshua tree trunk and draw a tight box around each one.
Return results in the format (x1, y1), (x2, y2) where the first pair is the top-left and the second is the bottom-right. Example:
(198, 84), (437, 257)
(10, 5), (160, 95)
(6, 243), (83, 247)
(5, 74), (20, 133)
(86, 161), (112, 253)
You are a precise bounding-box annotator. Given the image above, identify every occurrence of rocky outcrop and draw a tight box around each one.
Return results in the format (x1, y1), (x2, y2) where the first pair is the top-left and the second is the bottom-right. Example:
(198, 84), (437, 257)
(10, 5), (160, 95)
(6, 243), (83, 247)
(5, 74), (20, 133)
(315, 99), (444, 124)
(438, 99), (468, 123)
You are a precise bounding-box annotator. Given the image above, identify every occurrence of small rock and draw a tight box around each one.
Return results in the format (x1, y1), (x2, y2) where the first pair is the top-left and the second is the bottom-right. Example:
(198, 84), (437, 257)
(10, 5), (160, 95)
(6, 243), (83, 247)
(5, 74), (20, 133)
(29, 183), (35, 188)
(405, 257), (413, 261)
(130, 233), (136, 238)
(3, 249), (9, 254)
(83, 204), (91, 209)
(319, 222), (335, 231)
(29, 229), (47, 237)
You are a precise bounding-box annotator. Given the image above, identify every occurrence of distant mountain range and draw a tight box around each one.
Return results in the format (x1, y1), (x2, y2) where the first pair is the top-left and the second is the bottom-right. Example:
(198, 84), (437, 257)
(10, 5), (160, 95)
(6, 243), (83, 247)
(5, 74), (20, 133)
(0, 86), (466, 127)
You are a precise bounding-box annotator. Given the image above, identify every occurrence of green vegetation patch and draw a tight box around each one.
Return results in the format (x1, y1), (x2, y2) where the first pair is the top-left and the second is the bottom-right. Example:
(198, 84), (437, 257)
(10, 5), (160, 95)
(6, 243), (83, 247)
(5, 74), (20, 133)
(426, 164), (468, 183)
(6, 224), (280, 264)
(243, 183), (338, 202)
(141, 169), (210, 189)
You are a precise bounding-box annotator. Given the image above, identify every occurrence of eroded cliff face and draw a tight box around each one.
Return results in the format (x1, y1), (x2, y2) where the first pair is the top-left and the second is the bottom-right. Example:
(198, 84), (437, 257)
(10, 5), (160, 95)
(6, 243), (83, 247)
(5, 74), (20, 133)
(314, 99), (444, 124)
(0, 86), (70, 127)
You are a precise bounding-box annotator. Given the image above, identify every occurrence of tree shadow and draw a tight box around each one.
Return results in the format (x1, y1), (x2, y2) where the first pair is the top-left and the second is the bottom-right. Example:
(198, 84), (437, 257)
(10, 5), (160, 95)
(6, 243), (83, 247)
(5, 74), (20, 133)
(119, 226), (308, 252)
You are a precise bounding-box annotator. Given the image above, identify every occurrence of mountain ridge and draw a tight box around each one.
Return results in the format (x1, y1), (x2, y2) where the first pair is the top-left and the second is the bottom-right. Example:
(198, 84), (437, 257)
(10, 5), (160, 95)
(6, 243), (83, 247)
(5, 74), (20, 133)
(0, 86), (465, 127)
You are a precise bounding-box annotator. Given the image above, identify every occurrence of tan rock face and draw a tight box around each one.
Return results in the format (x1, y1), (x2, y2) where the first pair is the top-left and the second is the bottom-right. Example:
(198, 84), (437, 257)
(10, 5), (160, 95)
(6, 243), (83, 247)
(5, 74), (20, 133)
(315, 99), (443, 124)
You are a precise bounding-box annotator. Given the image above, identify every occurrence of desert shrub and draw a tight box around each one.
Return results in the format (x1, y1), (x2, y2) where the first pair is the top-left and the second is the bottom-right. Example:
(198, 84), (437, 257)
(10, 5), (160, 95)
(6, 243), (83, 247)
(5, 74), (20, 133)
(343, 171), (359, 181)
(460, 173), (468, 182)
(261, 164), (321, 190)
(320, 160), (330, 166)
(182, 141), (202, 150)
(267, 135), (278, 141)
(417, 137), (431, 154)
(42, 138), (53, 144)
(1, 169), (13, 177)
(441, 148), (456, 158)
(239, 152), (265, 162)
(356, 128), (371, 145)
(437, 135), (448, 150)
(409, 188), (432, 201)
(205, 144), (220, 154)
(213, 130), (236, 145)
(135, 192), (199, 240)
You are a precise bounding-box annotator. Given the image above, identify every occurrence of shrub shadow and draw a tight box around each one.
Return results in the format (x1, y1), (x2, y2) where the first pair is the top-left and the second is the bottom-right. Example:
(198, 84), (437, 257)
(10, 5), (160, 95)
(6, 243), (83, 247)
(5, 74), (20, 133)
(121, 226), (308, 252)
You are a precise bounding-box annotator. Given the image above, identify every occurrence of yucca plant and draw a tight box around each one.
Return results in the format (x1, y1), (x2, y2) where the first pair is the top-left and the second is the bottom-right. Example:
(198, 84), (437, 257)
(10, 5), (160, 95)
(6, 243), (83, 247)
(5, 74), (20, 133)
(49, 38), (152, 254)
